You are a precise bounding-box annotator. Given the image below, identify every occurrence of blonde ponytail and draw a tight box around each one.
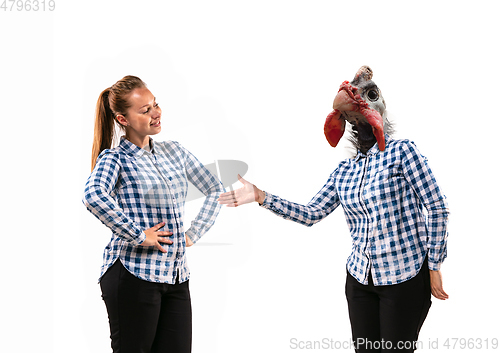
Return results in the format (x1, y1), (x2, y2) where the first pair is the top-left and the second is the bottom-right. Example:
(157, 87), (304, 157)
(90, 76), (147, 171)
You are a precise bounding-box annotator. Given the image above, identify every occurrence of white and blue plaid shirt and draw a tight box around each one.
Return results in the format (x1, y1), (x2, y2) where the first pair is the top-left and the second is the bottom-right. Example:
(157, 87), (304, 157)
(261, 137), (449, 285)
(83, 137), (224, 284)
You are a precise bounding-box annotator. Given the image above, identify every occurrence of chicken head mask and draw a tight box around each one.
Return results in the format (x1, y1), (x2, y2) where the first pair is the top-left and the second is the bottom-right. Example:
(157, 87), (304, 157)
(324, 66), (387, 152)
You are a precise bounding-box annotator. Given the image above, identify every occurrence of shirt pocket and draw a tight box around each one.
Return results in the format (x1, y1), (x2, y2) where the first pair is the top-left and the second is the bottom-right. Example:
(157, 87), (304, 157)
(365, 166), (405, 201)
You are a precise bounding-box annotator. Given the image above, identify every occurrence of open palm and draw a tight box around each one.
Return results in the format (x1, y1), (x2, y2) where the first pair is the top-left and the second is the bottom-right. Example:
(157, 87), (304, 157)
(218, 174), (261, 207)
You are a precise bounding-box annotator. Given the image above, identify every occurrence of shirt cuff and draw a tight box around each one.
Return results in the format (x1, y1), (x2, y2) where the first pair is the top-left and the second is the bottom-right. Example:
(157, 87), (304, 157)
(185, 229), (199, 245)
(131, 231), (147, 247)
(259, 191), (271, 208)
(428, 261), (441, 271)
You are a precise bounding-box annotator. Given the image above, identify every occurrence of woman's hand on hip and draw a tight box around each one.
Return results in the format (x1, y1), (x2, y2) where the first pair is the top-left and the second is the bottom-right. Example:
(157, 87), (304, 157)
(429, 270), (449, 300)
(218, 174), (265, 207)
(141, 222), (173, 253)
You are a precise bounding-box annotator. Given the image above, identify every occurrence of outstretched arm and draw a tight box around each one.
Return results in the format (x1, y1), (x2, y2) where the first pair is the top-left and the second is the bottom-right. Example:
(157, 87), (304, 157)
(219, 172), (341, 227)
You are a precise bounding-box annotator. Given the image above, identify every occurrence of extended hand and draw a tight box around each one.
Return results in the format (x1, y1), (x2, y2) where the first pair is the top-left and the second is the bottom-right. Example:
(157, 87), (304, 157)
(429, 270), (449, 300)
(218, 174), (264, 207)
(141, 222), (173, 253)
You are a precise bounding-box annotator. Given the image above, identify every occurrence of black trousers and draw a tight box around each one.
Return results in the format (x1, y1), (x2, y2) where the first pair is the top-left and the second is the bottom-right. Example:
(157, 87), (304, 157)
(345, 259), (432, 353)
(100, 260), (192, 353)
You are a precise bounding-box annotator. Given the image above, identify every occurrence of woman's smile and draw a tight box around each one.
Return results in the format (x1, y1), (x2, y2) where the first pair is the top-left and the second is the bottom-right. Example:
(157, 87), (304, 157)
(150, 119), (161, 127)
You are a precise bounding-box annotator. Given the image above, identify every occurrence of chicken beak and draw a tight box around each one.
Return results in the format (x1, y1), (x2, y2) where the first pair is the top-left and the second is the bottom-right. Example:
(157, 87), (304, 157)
(332, 89), (355, 111)
(324, 88), (355, 148)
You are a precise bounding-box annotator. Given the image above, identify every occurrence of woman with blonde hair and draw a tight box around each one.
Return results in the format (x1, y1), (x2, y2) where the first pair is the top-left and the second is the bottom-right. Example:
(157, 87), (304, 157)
(83, 75), (224, 353)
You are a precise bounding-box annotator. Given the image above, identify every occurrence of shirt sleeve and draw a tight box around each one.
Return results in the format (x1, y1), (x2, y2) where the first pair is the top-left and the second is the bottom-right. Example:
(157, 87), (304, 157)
(82, 151), (146, 246)
(182, 146), (225, 244)
(259, 171), (341, 227)
(401, 141), (450, 270)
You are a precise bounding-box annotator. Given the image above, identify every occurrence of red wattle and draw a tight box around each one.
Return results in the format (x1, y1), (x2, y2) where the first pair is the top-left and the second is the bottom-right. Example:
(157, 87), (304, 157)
(359, 106), (385, 151)
(324, 110), (345, 147)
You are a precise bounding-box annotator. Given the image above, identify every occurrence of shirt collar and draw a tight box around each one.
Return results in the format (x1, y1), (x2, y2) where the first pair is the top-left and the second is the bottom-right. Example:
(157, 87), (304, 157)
(118, 136), (159, 157)
(354, 134), (392, 162)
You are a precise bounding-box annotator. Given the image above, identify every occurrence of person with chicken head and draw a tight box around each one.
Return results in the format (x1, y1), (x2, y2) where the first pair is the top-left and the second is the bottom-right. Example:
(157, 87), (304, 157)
(82, 75), (225, 353)
(218, 66), (449, 353)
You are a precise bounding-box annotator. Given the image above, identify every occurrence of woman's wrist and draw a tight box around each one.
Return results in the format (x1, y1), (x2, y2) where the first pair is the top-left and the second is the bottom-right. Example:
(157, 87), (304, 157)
(256, 188), (266, 205)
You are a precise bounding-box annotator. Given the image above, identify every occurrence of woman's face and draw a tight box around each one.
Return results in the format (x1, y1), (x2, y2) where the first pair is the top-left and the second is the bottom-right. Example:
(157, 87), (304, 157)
(117, 87), (162, 146)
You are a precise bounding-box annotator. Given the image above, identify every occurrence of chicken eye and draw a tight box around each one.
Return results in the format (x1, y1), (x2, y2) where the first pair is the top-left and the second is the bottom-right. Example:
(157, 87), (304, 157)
(367, 89), (379, 101)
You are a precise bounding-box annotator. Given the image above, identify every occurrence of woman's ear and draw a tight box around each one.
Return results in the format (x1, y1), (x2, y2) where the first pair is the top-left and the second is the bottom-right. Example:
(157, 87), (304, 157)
(115, 114), (128, 127)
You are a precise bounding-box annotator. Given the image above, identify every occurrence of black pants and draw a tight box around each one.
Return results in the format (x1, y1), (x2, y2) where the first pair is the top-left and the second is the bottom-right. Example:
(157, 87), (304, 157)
(345, 259), (431, 353)
(100, 260), (192, 353)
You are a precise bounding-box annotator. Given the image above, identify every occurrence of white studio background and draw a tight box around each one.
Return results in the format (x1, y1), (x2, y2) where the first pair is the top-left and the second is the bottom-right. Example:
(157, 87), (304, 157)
(1, 1), (499, 352)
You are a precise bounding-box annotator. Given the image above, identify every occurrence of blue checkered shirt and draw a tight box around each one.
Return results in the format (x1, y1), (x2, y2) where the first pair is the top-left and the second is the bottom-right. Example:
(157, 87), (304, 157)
(83, 137), (224, 284)
(261, 137), (449, 285)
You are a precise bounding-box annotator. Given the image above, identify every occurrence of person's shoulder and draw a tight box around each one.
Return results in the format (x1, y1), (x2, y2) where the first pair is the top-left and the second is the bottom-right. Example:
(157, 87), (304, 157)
(334, 157), (356, 176)
(337, 157), (352, 168)
(387, 139), (427, 163)
(387, 138), (420, 153)
(155, 139), (184, 152)
(96, 147), (120, 162)
(387, 138), (415, 148)
(93, 148), (122, 172)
